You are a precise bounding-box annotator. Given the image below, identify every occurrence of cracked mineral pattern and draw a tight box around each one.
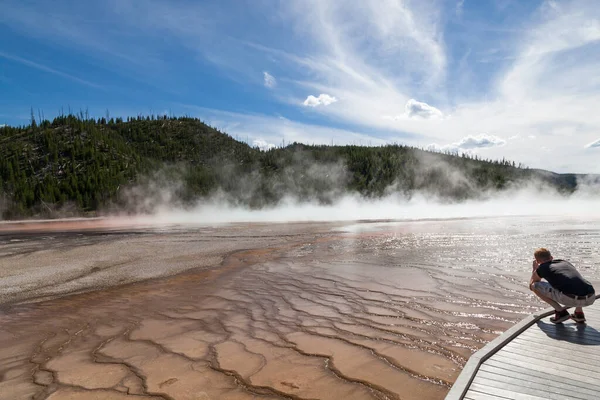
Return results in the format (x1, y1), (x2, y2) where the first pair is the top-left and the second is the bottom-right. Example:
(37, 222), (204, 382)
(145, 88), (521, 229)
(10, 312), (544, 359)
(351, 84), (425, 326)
(1, 216), (599, 399)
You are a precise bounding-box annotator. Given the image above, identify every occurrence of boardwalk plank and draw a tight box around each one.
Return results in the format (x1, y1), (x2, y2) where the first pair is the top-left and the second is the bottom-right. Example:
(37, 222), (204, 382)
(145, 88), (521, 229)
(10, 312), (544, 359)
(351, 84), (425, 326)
(466, 383), (551, 400)
(521, 325), (600, 340)
(512, 326), (600, 341)
(508, 334), (600, 353)
(536, 324), (600, 338)
(538, 330), (600, 342)
(537, 318), (600, 327)
(491, 353), (600, 384)
(480, 360), (600, 399)
(498, 345), (600, 372)
(511, 337), (600, 362)
(473, 368), (594, 400)
(518, 330), (600, 348)
(464, 392), (513, 400)
(520, 329), (600, 345)
(482, 358), (600, 393)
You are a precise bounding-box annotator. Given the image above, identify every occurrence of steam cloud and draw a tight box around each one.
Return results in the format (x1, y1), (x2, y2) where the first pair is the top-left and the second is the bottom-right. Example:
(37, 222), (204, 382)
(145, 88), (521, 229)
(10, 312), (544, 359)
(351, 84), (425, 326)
(144, 190), (600, 225)
(113, 147), (600, 225)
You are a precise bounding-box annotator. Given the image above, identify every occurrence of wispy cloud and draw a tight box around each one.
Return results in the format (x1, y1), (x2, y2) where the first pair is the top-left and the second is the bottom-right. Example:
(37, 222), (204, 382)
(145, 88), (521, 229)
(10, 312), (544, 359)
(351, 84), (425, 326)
(456, 0), (466, 17)
(0, 2), (156, 69)
(261, 0), (448, 130)
(585, 139), (600, 149)
(3, 0), (600, 172)
(0, 51), (103, 89)
(263, 71), (276, 88)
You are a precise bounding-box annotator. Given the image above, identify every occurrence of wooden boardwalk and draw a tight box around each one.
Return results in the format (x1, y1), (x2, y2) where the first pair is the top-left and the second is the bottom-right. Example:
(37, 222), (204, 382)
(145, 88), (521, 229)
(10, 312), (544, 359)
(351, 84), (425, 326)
(446, 295), (600, 400)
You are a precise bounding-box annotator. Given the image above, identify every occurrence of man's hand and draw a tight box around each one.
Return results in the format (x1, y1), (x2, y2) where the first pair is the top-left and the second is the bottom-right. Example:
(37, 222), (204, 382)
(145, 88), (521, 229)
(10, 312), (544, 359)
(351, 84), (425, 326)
(530, 260), (542, 289)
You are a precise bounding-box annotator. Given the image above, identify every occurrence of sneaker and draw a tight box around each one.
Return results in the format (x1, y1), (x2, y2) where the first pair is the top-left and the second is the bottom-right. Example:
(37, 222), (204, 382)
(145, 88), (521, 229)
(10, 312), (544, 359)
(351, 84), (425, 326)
(550, 309), (570, 324)
(571, 312), (586, 323)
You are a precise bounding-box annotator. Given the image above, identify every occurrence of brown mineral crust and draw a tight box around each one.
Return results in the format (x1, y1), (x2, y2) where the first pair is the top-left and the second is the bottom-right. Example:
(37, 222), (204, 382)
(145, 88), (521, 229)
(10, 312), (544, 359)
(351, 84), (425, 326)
(0, 218), (534, 400)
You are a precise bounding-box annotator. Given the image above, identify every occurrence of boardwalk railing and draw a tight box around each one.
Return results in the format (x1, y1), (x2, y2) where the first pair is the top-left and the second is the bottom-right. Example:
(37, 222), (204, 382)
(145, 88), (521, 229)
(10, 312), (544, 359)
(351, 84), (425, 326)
(445, 294), (600, 400)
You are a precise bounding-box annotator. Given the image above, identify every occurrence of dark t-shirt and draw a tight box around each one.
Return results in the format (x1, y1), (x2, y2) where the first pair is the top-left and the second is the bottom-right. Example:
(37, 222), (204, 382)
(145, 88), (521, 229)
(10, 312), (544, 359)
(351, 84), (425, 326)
(536, 259), (595, 296)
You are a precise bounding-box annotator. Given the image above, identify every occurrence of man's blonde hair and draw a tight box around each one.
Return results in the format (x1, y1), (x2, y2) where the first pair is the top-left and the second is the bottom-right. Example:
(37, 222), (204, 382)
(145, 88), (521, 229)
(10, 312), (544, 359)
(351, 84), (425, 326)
(534, 248), (552, 262)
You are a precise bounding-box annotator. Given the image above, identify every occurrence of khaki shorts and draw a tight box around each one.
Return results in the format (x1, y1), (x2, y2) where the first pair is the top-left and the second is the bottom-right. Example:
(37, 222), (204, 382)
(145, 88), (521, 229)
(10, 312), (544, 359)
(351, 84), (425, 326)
(533, 282), (596, 308)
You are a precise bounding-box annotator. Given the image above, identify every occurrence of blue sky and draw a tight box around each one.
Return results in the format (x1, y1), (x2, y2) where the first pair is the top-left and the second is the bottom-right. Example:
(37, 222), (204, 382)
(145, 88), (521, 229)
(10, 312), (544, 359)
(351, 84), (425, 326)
(1, 0), (600, 173)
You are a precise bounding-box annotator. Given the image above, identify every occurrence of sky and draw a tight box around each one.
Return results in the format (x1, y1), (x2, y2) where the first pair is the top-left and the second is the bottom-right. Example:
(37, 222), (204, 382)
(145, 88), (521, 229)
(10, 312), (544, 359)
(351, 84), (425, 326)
(1, 0), (599, 173)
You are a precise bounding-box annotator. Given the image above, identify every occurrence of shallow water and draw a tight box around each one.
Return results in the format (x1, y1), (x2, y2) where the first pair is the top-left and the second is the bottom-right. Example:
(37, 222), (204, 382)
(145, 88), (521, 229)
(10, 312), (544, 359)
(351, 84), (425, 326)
(1, 216), (599, 399)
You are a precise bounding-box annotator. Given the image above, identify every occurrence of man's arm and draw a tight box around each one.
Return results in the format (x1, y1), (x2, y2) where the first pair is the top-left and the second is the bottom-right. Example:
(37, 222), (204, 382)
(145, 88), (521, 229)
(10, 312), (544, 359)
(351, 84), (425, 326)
(529, 270), (542, 287)
(529, 260), (542, 289)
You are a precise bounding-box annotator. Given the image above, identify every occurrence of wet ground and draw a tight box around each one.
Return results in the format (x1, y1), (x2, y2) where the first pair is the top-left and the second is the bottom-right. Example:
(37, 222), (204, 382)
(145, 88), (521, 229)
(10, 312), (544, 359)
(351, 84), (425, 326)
(1, 216), (599, 399)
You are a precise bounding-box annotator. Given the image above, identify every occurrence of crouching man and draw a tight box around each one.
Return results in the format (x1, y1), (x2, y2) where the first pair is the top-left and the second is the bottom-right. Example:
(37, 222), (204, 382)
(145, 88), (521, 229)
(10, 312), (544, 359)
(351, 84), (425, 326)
(529, 248), (596, 323)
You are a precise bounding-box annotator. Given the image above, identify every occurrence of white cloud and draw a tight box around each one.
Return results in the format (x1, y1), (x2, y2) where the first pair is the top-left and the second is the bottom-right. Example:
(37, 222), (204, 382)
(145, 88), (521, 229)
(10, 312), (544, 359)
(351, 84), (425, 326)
(303, 93), (338, 107)
(253, 139), (276, 151)
(427, 134), (506, 154)
(585, 139), (600, 149)
(0, 124), (5, 128)
(404, 99), (443, 120)
(383, 99), (444, 121)
(263, 71), (276, 88)
(456, 134), (506, 149)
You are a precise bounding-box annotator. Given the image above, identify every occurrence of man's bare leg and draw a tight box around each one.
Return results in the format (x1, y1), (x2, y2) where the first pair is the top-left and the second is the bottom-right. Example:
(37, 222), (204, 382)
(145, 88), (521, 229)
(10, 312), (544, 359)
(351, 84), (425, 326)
(530, 284), (564, 311)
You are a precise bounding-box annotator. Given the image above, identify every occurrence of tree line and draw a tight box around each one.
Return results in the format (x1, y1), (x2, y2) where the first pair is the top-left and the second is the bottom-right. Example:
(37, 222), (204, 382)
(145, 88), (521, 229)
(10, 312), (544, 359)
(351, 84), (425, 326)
(0, 114), (581, 219)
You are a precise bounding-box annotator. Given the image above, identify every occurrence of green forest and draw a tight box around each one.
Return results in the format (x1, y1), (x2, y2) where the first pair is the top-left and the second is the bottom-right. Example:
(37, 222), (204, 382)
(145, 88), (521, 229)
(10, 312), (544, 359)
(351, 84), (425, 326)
(0, 113), (586, 219)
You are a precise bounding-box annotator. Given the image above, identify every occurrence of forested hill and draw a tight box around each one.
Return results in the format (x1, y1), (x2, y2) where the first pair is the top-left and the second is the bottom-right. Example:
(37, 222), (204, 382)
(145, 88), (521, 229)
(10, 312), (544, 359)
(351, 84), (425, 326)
(0, 115), (590, 219)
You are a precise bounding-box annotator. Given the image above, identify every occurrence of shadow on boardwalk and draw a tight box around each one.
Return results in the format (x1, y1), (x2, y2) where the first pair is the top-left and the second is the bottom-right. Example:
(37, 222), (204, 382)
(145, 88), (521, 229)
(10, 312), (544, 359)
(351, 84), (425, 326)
(536, 319), (600, 345)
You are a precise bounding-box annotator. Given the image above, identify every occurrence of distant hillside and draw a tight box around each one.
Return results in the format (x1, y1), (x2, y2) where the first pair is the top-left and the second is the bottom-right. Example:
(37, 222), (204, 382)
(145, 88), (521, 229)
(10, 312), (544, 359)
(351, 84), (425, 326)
(0, 114), (593, 219)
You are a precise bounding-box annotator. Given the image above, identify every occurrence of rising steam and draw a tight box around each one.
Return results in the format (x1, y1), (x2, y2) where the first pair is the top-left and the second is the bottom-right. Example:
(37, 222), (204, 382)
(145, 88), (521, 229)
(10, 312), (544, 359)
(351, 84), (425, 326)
(111, 150), (600, 225)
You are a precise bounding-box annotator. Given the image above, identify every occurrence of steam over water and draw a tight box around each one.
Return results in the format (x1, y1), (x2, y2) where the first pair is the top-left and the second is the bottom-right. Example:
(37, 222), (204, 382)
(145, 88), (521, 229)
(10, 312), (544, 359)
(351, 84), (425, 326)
(1, 216), (599, 399)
